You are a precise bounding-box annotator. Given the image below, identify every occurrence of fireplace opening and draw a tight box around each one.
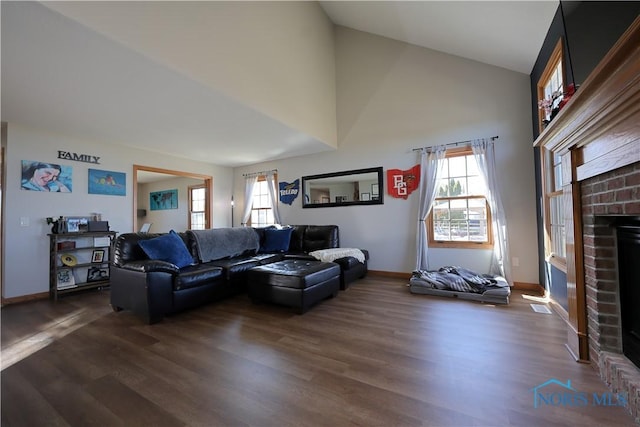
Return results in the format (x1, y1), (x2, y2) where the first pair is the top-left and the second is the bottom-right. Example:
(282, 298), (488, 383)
(616, 217), (640, 369)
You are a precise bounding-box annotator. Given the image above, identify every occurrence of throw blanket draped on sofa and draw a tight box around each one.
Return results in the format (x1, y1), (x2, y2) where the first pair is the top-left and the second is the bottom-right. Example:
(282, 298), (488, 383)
(188, 228), (260, 262)
(309, 248), (366, 263)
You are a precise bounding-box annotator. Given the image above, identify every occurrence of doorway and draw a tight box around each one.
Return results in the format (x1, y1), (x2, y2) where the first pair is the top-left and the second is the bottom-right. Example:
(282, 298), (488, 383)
(133, 165), (212, 232)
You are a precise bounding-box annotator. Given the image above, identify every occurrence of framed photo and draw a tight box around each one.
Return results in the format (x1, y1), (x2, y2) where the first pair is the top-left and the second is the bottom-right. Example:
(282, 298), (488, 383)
(57, 268), (76, 289)
(66, 218), (80, 233)
(361, 192), (371, 201)
(87, 266), (109, 282)
(371, 183), (379, 197)
(91, 249), (105, 263)
(150, 189), (178, 210)
(88, 169), (126, 196)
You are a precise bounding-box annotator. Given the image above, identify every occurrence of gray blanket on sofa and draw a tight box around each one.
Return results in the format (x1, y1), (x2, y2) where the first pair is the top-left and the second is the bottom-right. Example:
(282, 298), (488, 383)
(188, 228), (260, 262)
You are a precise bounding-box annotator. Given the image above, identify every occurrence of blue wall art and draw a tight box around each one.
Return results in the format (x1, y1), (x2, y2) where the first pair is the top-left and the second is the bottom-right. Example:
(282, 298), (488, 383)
(88, 168), (126, 196)
(150, 189), (178, 210)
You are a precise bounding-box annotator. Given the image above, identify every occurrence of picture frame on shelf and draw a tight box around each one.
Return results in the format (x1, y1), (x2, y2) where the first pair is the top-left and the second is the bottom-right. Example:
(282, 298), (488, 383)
(91, 249), (105, 263)
(65, 216), (91, 233)
(87, 266), (109, 282)
(57, 268), (76, 289)
(66, 218), (80, 233)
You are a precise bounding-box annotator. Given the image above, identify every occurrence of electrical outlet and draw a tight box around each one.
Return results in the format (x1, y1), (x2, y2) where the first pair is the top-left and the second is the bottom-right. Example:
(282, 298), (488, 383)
(20, 217), (29, 227)
(512, 257), (520, 267)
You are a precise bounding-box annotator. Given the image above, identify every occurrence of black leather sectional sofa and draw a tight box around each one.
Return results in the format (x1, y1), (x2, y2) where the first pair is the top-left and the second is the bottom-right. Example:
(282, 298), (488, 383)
(110, 225), (368, 323)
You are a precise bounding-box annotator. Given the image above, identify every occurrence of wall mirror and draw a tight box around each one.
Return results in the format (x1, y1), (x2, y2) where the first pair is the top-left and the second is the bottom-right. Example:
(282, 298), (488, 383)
(302, 167), (384, 208)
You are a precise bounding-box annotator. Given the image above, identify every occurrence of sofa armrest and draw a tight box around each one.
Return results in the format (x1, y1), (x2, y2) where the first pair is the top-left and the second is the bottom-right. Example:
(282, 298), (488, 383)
(110, 267), (174, 324)
(118, 260), (180, 274)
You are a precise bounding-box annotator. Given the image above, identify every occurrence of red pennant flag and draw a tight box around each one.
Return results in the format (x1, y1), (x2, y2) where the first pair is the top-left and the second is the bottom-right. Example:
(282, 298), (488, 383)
(387, 165), (420, 199)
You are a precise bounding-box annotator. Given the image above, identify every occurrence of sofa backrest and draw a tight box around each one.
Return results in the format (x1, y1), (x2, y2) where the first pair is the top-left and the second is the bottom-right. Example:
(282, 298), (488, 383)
(289, 225), (339, 253)
(113, 232), (195, 267)
(253, 225), (339, 253)
(187, 228), (260, 262)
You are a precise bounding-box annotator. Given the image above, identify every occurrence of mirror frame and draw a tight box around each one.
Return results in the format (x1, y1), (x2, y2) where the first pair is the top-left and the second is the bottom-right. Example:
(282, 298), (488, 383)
(301, 167), (384, 208)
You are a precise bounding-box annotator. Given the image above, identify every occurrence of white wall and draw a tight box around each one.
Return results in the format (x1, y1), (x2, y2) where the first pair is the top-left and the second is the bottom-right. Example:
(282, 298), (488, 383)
(234, 27), (539, 284)
(43, 1), (337, 148)
(3, 123), (233, 298)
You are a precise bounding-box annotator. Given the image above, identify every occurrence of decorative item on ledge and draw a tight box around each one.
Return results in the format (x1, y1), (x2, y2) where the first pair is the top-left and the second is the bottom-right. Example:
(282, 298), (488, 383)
(538, 83), (577, 129)
(46, 216), (66, 234)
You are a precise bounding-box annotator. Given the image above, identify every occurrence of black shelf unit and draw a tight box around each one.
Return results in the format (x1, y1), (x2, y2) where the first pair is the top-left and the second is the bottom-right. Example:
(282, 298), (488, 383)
(48, 231), (117, 300)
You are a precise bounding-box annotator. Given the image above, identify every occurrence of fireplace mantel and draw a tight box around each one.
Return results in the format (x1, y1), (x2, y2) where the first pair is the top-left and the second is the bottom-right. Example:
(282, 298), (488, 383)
(533, 16), (640, 362)
(534, 17), (640, 165)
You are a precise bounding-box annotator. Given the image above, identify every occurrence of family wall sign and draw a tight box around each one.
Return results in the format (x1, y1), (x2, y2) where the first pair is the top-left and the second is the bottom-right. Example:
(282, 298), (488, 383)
(57, 150), (101, 164)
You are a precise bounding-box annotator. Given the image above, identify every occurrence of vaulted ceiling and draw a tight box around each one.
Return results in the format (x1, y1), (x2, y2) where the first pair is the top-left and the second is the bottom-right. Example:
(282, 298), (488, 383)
(1, 1), (558, 167)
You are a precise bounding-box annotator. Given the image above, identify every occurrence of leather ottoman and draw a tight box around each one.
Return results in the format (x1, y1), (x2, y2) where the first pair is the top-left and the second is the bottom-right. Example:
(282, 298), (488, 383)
(247, 259), (340, 313)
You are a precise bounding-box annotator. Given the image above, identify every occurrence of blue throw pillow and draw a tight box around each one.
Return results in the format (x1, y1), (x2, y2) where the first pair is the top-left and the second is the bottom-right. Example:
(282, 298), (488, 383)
(260, 227), (293, 253)
(138, 230), (194, 268)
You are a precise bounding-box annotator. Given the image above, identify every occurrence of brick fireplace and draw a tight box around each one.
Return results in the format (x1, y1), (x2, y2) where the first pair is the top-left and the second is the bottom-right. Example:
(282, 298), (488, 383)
(581, 161), (640, 419)
(533, 16), (640, 421)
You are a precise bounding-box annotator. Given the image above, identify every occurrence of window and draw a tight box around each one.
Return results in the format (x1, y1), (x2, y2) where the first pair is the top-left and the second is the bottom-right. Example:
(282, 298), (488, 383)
(537, 39), (565, 133)
(248, 176), (276, 227)
(543, 149), (566, 265)
(428, 147), (492, 248)
(189, 185), (206, 230)
(537, 38), (567, 269)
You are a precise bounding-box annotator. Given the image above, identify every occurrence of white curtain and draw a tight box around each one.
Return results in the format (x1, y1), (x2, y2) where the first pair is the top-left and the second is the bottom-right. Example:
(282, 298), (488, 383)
(416, 146), (446, 270)
(240, 174), (258, 226)
(471, 139), (512, 284)
(264, 171), (282, 225)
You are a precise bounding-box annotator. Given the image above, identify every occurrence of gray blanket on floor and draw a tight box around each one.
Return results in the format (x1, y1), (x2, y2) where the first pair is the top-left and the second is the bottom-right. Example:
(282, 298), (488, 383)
(411, 266), (501, 293)
(188, 228), (260, 262)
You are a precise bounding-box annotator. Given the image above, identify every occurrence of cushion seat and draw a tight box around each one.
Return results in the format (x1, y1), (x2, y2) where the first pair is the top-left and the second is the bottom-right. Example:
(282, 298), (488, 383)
(247, 259), (340, 313)
(174, 264), (224, 291)
(249, 259), (341, 289)
(208, 256), (261, 280)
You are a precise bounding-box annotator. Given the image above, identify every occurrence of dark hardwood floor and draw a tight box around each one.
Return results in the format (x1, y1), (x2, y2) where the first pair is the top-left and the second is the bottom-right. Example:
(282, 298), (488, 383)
(1, 275), (636, 426)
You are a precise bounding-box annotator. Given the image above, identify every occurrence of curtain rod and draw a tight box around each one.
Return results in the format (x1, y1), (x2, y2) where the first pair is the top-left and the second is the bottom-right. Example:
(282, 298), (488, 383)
(242, 169), (277, 177)
(412, 135), (499, 152)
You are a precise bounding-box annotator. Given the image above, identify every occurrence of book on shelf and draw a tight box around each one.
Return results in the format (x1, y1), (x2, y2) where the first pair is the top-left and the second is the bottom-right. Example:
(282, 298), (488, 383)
(57, 240), (76, 251)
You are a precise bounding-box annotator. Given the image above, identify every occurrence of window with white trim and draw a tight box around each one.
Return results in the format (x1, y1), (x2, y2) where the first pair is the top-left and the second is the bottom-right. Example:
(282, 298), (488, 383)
(248, 176), (275, 227)
(189, 184), (206, 230)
